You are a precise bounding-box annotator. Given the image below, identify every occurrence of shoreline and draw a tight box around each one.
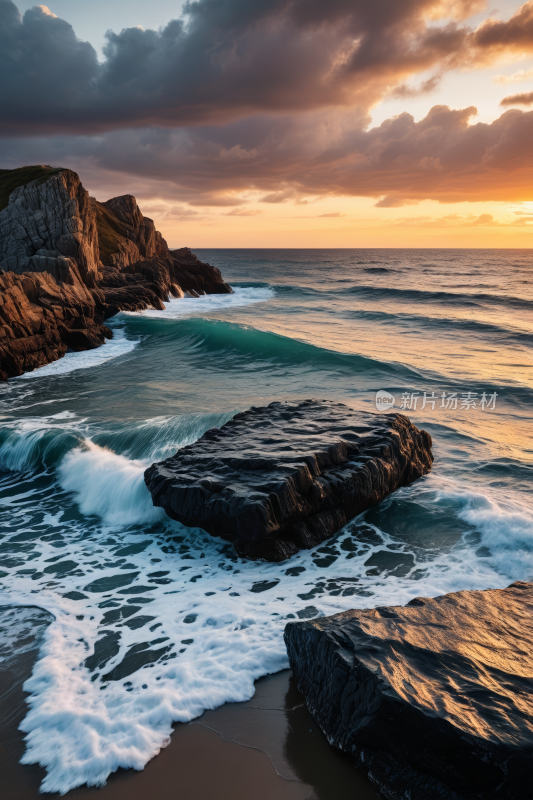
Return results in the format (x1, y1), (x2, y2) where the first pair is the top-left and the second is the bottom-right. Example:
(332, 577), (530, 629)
(0, 606), (378, 800)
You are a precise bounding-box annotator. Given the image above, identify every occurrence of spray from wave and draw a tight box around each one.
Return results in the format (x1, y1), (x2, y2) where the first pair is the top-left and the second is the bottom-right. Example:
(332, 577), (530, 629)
(125, 286), (274, 319)
(59, 442), (163, 527)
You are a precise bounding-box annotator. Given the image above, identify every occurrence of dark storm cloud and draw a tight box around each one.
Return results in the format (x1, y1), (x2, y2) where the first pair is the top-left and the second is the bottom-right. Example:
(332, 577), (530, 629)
(3, 104), (533, 204)
(3, 0), (533, 206)
(3, 0), (533, 134)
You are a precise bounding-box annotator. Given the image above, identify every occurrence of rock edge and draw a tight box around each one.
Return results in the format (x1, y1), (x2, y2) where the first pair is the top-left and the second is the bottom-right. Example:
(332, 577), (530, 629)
(284, 581), (533, 800)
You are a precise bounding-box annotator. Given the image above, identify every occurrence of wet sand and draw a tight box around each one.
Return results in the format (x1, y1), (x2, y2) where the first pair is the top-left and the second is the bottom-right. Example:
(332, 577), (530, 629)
(0, 607), (378, 800)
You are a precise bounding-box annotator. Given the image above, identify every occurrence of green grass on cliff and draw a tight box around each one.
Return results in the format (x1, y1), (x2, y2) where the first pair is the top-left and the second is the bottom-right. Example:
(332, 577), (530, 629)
(0, 166), (133, 266)
(0, 165), (63, 212)
(96, 201), (134, 265)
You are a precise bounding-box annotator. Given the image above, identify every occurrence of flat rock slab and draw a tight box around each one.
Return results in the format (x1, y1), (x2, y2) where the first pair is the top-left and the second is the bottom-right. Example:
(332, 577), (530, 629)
(284, 581), (533, 800)
(144, 399), (433, 561)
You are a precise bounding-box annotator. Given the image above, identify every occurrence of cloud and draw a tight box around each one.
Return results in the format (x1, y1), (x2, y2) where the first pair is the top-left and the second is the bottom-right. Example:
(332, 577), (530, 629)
(389, 211), (533, 228)
(318, 212), (346, 217)
(493, 67), (533, 85)
(466, 1), (533, 63)
(375, 196), (421, 207)
(224, 207), (263, 216)
(500, 90), (533, 106)
(4, 103), (533, 206)
(260, 189), (297, 204)
(391, 213), (487, 227)
(166, 205), (202, 217)
(390, 74), (442, 99)
(4, 0), (533, 135)
(187, 195), (248, 207)
(471, 212), (494, 224)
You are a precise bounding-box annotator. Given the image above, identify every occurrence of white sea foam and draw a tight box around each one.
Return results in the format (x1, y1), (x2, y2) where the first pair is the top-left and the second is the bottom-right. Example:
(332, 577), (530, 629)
(125, 286), (274, 319)
(455, 492), (533, 578)
(1, 435), (532, 794)
(58, 442), (164, 527)
(17, 326), (138, 379)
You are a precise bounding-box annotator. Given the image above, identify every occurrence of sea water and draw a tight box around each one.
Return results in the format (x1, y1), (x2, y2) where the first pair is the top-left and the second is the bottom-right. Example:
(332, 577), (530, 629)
(0, 249), (531, 793)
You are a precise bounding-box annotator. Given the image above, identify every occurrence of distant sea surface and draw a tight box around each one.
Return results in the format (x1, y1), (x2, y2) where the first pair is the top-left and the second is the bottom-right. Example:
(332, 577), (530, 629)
(1, 249), (532, 793)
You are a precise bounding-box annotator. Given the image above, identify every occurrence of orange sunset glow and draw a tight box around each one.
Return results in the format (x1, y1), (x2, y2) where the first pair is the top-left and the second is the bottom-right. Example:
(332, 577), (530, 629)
(1, 3), (533, 799)
(2, 0), (533, 246)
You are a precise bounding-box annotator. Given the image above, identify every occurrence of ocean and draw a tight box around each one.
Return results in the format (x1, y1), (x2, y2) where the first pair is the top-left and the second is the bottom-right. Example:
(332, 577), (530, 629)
(0, 248), (532, 794)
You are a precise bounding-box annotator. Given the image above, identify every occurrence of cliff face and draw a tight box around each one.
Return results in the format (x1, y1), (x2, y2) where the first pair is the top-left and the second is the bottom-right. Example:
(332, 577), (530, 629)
(0, 165), (232, 379)
(0, 271), (110, 381)
(0, 167), (99, 288)
(95, 194), (232, 317)
(97, 194), (169, 269)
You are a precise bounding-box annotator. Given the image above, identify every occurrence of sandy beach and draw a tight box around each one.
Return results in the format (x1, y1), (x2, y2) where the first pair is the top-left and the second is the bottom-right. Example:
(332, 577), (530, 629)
(0, 607), (377, 800)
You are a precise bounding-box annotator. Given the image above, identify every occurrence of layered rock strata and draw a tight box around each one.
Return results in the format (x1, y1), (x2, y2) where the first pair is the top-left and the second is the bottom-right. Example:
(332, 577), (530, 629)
(95, 193), (232, 315)
(0, 270), (111, 380)
(284, 581), (533, 800)
(0, 166), (232, 379)
(144, 400), (433, 561)
(0, 166), (100, 288)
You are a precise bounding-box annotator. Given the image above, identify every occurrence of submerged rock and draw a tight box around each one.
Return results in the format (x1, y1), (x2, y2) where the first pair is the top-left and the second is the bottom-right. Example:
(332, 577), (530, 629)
(144, 399), (433, 561)
(284, 581), (533, 800)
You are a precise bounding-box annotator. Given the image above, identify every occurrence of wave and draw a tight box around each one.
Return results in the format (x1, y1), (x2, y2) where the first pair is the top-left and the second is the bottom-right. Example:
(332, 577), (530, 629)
(92, 411), (236, 462)
(124, 286), (274, 319)
(363, 267), (399, 274)
(17, 325), (138, 380)
(343, 307), (533, 344)
(58, 442), (163, 528)
(456, 492), (533, 580)
(345, 284), (533, 311)
(0, 411), (236, 474)
(128, 317), (424, 382)
(0, 412), (84, 472)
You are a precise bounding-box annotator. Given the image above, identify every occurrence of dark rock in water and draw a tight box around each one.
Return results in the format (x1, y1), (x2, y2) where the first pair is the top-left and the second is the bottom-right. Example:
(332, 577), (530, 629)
(144, 399), (433, 562)
(284, 581), (533, 800)
(170, 247), (232, 296)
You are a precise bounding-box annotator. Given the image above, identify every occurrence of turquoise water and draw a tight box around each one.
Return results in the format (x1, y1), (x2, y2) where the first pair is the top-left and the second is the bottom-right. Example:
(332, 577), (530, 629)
(0, 249), (532, 793)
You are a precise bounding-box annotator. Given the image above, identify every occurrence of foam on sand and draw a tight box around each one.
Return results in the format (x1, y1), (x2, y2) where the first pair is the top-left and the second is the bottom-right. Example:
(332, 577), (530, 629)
(0, 453), (531, 793)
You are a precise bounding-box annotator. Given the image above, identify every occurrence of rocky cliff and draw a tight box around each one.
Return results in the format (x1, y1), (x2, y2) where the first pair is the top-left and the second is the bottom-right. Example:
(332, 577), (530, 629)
(284, 581), (533, 800)
(144, 400), (433, 561)
(0, 270), (111, 379)
(0, 166), (99, 288)
(0, 165), (232, 380)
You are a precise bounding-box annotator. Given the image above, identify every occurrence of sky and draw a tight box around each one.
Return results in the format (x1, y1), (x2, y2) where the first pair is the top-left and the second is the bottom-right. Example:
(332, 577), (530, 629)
(3, 0), (533, 247)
